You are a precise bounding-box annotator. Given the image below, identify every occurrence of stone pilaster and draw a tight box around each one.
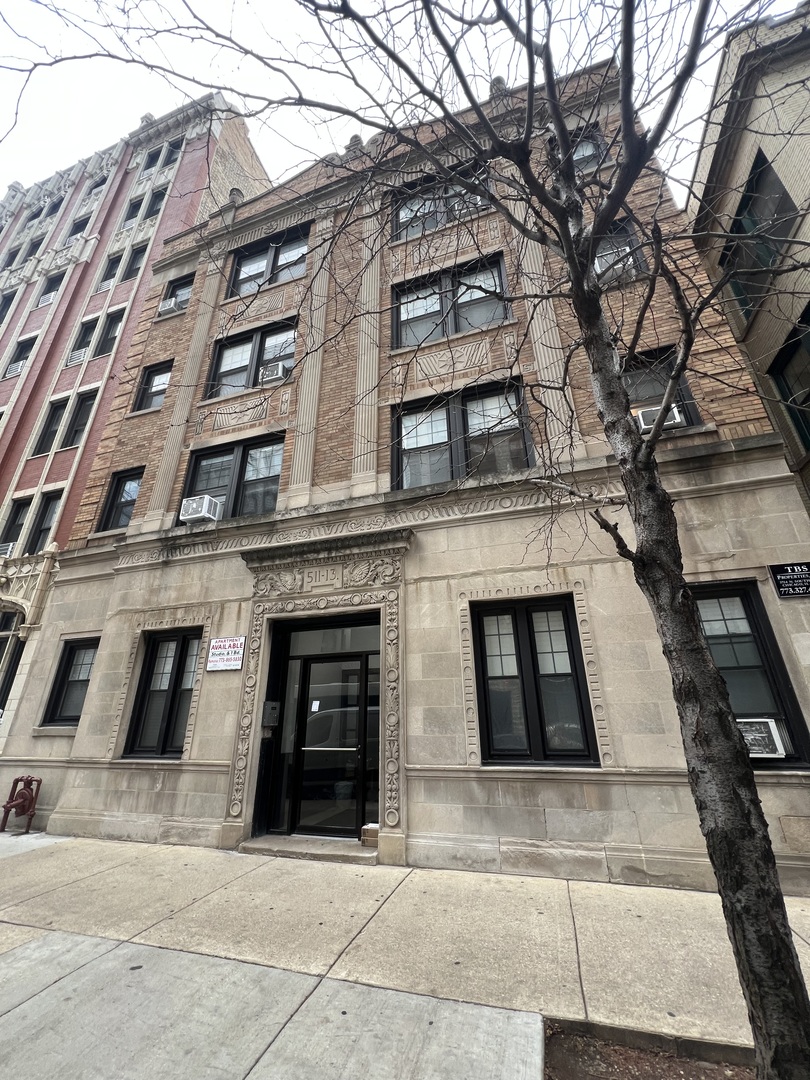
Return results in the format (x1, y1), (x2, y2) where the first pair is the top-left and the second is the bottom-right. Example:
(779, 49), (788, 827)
(351, 201), (382, 496)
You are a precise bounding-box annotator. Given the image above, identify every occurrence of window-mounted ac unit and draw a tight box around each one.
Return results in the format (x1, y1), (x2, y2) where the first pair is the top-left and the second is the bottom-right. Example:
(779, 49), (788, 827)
(66, 348), (88, 366)
(179, 494), (223, 524)
(5, 361), (24, 378)
(95, 279), (114, 294)
(121, 221), (137, 232)
(0, 542), (14, 558)
(736, 718), (787, 758)
(258, 360), (294, 384)
(635, 404), (685, 435)
(158, 297), (179, 316)
(38, 291), (57, 307)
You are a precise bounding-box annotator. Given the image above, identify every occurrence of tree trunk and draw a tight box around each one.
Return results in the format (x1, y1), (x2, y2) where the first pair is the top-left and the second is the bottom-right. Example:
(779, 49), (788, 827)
(578, 291), (810, 1080)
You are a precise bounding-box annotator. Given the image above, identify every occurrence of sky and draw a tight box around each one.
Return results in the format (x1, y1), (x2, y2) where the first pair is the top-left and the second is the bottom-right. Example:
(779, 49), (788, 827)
(0, 0), (798, 202)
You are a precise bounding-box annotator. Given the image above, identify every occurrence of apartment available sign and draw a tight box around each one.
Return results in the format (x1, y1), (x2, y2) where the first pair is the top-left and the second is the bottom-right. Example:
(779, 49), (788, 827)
(207, 636), (246, 670)
(769, 564), (810, 598)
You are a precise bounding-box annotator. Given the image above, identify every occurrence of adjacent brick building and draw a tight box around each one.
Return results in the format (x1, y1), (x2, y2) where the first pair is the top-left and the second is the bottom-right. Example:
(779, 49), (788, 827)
(1, 68), (808, 892)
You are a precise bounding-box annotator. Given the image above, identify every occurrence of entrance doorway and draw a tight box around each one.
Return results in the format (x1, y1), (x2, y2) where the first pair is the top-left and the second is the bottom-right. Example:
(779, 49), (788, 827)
(255, 616), (380, 839)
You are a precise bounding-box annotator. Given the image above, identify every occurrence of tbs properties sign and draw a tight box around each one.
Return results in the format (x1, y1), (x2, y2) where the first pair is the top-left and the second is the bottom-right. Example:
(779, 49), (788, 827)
(206, 636), (246, 671)
(769, 564), (810, 599)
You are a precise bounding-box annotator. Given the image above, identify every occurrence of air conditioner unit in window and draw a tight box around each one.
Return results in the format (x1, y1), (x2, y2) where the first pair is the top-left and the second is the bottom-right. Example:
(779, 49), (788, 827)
(635, 404), (685, 434)
(121, 221), (137, 232)
(179, 495), (223, 524)
(5, 361), (24, 378)
(0, 542), (14, 558)
(258, 360), (294, 384)
(66, 348), (88, 367)
(38, 292), (57, 307)
(158, 297), (179, 316)
(736, 718), (787, 758)
(95, 279), (114, 294)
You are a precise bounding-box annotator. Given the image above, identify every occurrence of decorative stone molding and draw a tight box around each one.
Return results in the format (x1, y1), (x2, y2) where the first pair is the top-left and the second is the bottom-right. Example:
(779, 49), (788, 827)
(0, 547), (59, 630)
(226, 287), (287, 327)
(415, 337), (491, 382)
(457, 578), (613, 766)
(194, 395), (270, 436)
(106, 606), (213, 759)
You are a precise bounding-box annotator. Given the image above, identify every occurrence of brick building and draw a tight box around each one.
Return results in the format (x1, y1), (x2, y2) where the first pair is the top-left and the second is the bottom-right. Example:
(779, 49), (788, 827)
(2, 70), (809, 892)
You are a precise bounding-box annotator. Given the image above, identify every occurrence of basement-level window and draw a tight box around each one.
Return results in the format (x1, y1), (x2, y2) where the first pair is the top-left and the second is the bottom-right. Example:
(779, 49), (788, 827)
(693, 582), (809, 764)
(125, 629), (202, 757)
(473, 598), (598, 764)
(43, 638), (100, 726)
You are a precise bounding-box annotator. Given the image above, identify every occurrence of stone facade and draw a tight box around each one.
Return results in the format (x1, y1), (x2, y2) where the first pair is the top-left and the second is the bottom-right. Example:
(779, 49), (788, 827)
(1, 70), (809, 894)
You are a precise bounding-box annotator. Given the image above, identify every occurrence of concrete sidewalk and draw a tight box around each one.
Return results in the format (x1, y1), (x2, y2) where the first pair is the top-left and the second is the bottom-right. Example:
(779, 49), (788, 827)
(0, 833), (807, 1076)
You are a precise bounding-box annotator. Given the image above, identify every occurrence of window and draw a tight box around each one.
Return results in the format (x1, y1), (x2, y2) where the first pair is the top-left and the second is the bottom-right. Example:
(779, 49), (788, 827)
(621, 348), (698, 434)
(142, 147), (162, 174)
(125, 629), (202, 756)
(594, 220), (645, 286)
(394, 165), (489, 240)
(394, 259), (507, 348)
(4, 248), (20, 269)
(162, 138), (183, 167)
(0, 610), (23, 713)
(5, 337), (36, 377)
(72, 319), (98, 354)
(1, 499), (32, 550)
(39, 272), (65, 306)
(473, 599), (597, 763)
(43, 639), (99, 726)
(93, 310), (124, 357)
(184, 439), (284, 519)
(26, 207), (42, 225)
(769, 305), (810, 450)
(721, 152), (797, 322)
(97, 254), (122, 291)
(87, 176), (106, 193)
(44, 197), (63, 218)
(394, 383), (529, 489)
(26, 491), (61, 553)
(33, 400), (69, 456)
(135, 362), (172, 411)
(122, 245), (147, 281)
(61, 391), (97, 447)
(693, 583), (809, 764)
(230, 227), (309, 297)
(66, 217), (89, 241)
(25, 239), (42, 262)
(99, 468), (144, 531)
(0, 292), (15, 325)
(163, 274), (194, 312)
(123, 198), (143, 228)
(207, 323), (295, 398)
(144, 189), (166, 220)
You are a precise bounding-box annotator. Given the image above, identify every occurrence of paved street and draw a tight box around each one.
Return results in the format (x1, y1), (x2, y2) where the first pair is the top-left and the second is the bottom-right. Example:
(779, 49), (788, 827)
(0, 832), (808, 1077)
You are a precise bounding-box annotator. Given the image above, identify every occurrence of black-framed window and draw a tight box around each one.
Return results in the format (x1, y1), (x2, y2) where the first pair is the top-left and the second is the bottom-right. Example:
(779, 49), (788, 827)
(162, 138), (183, 168)
(394, 164), (489, 241)
(87, 176), (106, 194)
(43, 639), (99, 726)
(44, 196), (63, 218)
(97, 254), (122, 291)
(93, 310), (124, 357)
(61, 390), (97, 448)
(721, 151), (797, 322)
(1, 499), (32, 549)
(99, 468), (144, 531)
(144, 189), (166, 219)
(39, 272), (65, 305)
(164, 274), (194, 310)
(142, 147), (162, 174)
(769, 305), (810, 450)
(230, 227), (309, 297)
(4, 248), (20, 269)
(473, 598), (597, 764)
(570, 128), (606, 172)
(622, 347), (699, 434)
(25, 238), (42, 262)
(594, 219), (645, 286)
(5, 337), (36, 377)
(135, 362), (172, 411)
(692, 582), (809, 765)
(123, 198), (143, 228)
(26, 207), (43, 225)
(122, 245), (147, 281)
(207, 323), (295, 398)
(67, 216), (89, 240)
(33, 400), (68, 456)
(394, 258), (507, 348)
(0, 292), (15, 324)
(125, 629), (202, 757)
(73, 319), (98, 353)
(184, 438), (284, 519)
(393, 383), (530, 489)
(26, 491), (61, 554)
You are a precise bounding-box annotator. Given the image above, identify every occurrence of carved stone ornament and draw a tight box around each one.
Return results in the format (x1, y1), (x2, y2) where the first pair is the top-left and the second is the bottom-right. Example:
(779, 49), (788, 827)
(227, 529), (413, 828)
(0, 547), (59, 628)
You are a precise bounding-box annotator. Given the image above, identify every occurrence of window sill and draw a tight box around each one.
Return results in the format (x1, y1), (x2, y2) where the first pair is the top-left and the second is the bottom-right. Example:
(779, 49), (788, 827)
(198, 381), (294, 410)
(220, 279), (293, 308)
(153, 308), (187, 322)
(124, 406), (163, 419)
(33, 724), (78, 737)
(390, 207), (498, 248)
(88, 527), (127, 541)
(388, 317), (518, 359)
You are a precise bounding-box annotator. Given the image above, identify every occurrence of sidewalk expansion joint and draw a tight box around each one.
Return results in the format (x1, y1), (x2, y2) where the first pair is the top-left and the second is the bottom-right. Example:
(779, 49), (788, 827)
(323, 866), (414, 981)
(566, 880), (588, 1021)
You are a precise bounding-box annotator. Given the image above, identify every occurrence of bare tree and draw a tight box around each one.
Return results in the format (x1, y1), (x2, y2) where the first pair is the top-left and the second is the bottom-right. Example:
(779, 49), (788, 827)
(3, 2), (810, 1076)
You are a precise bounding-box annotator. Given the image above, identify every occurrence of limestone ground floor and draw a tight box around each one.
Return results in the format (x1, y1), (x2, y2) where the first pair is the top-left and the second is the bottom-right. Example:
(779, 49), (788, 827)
(1, 459), (809, 891)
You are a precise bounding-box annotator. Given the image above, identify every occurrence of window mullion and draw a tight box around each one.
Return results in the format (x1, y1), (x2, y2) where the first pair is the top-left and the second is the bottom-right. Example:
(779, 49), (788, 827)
(448, 395), (467, 478)
(158, 636), (184, 755)
(226, 446), (245, 518)
(515, 609), (545, 760)
(248, 331), (262, 387)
